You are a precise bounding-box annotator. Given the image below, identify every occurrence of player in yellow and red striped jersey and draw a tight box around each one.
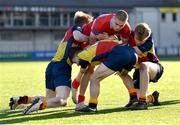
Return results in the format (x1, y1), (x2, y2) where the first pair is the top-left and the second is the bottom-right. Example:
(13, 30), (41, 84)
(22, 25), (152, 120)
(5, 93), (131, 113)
(69, 43), (138, 113)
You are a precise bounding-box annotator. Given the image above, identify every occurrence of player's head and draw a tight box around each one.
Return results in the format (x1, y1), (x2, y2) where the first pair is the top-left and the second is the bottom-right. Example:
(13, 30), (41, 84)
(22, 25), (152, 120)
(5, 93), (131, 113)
(112, 10), (128, 31)
(74, 11), (93, 26)
(134, 22), (152, 46)
(68, 47), (82, 64)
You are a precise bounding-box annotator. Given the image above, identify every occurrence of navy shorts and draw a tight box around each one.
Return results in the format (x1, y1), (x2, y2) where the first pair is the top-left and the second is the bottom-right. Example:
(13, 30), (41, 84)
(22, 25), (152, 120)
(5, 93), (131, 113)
(103, 45), (137, 72)
(45, 61), (72, 91)
(133, 63), (164, 89)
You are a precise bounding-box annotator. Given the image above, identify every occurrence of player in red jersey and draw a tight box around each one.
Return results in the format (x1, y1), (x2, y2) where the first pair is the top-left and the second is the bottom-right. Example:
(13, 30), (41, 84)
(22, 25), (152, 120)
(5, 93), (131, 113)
(90, 10), (131, 44)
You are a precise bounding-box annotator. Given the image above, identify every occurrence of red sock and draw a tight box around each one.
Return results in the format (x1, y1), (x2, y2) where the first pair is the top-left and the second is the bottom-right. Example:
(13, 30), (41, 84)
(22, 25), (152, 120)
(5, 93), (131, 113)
(78, 95), (85, 103)
(72, 79), (80, 89)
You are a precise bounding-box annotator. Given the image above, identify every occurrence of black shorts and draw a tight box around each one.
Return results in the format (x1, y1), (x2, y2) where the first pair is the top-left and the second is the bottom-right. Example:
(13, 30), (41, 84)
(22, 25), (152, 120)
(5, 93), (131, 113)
(45, 61), (72, 91)
(103, 45), (137, 72)
(133, 62), (164, 89)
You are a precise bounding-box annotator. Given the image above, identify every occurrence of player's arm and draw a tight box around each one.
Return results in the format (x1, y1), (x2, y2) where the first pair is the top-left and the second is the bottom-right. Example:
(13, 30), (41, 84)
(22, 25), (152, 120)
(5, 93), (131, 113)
(73, 31), (89, 42)
(72, 26), (89, 42)
(133, 46), (143, 57)
(89, 31), (108, 44)
(109, 35), (120, 40)
(121, 37), (129, 44)
(133, 37), (153, 57)
(90, 32), (118, 44)
(89, 32), (98, 45)
(96, 32), (118, 40)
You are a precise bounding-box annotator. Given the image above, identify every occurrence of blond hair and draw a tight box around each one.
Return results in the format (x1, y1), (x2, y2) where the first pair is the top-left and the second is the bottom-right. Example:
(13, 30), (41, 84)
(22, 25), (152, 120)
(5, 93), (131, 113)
(73, 11), (93, 26)
(135, 23), (152, 41)
(115, 10), (128, 22)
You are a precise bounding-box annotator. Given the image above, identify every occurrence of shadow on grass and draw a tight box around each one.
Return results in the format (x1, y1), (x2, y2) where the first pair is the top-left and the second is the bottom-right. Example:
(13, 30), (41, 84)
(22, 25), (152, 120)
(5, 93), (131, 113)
(0, 99), (180, 124)
(0, 107), (126, 124)
(157, 99), (180, 106)
(0, 108), (74, 120)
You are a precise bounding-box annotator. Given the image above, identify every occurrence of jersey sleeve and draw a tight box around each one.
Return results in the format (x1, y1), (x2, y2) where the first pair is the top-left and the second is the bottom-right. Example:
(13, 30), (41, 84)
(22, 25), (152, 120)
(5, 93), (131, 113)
(137, 35), (153, 53)
(91, 19), (105, 35)
(72, 25), (83, 33)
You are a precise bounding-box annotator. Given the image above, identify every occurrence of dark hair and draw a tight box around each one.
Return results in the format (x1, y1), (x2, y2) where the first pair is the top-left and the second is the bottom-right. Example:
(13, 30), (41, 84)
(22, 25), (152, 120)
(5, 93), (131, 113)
(68, 47), (82, 62)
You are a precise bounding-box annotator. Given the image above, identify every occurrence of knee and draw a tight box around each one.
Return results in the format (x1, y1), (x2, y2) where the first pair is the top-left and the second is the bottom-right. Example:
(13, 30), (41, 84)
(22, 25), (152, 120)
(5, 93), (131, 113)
(90, 73), (100, 83)
(60, 98), (67, 106)
(61, 102), (67, 106)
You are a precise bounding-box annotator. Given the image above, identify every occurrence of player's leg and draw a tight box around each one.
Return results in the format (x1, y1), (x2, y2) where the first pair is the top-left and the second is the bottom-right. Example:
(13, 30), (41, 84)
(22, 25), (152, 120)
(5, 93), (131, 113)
(71, 70), (83, 104)
(78, 45), (138, 113)
(23, 85), (70, 114)
(76, 63), (115, 113)
(46, 89), (56, 99)
(147, 63), (163, 106)
(119, 73), (138, 108)
(9, 95), (34, 110)
(130, 62), (163, 110)
(9, 62), (54, 110)
(48, 61), (72, 108)
(90, 63), (114, 99)
(76, 65), (94, 110)
(23, 61), (72, 114)
(46, 86), (70, 108)
(113, 45), (138, 109)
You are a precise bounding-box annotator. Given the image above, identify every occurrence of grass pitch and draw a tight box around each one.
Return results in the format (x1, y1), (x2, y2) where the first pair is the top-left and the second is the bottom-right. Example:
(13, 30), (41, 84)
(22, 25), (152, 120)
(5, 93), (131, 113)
(0, 60), (180, 124)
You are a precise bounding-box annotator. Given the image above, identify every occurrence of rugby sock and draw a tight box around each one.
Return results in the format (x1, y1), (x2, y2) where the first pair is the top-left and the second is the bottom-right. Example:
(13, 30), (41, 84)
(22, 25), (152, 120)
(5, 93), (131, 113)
(39, 100), (47, 110)
(89, 98), (98, 109)
(147, 95), (155, 104)
(139, 95), (146, 103)
(27, 97), (32, 104)
(18, 96), (32, 104)
(72, 79), (80, 89)
(78, 95), (85, 103)
(128, 88), (137, 100)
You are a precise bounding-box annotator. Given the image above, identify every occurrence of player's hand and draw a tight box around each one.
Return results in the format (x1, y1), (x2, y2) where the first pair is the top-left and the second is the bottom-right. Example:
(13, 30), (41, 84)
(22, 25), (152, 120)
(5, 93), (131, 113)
(97, 32), (109, 40)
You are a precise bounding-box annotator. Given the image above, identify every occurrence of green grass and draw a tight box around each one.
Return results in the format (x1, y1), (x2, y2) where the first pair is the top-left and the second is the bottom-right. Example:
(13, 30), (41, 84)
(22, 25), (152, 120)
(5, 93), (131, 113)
(0, 60), (180, 124)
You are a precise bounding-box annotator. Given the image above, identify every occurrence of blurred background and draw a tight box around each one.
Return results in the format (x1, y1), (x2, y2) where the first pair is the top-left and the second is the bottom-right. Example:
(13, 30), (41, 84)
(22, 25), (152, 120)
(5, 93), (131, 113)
(0, 0), (180, 60)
